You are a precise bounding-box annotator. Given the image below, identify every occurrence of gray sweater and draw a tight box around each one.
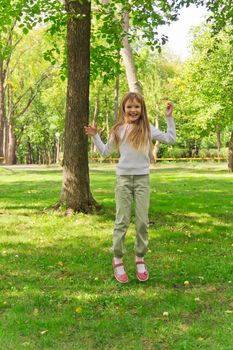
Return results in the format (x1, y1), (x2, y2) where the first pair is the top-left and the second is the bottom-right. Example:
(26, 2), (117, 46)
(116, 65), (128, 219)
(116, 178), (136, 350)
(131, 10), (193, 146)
(92, 117), (176, 175)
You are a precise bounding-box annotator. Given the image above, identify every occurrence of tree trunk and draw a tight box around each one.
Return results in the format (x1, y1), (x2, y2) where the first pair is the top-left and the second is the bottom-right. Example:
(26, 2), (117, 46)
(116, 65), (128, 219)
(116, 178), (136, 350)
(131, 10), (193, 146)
(228, 131), (233, 172)
(216, 124), (221, 156)
(91, 85), (100, 154)
(26, 140), (33, 164)
(152, 104), (160, 162)
(104, 90), (110, 138)
(114, 76), (119, 123)
(120, 12), (142, 94)
(5, 120), (17, 164)
(60, 0), (98, 212)
(0, 60), (6, 160)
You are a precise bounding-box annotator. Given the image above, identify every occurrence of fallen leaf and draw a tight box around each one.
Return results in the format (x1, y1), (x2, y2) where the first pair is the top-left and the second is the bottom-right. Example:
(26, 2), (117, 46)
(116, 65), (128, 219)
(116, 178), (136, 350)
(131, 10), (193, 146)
(225, 310), (233, 314)
(33, 308), (39, 316)
(75, 307), (82, 313)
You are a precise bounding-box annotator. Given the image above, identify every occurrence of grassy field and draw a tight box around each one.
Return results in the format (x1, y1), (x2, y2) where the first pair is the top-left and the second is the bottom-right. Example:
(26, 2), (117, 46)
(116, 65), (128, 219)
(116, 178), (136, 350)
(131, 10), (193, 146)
(0, 162), (233, 350)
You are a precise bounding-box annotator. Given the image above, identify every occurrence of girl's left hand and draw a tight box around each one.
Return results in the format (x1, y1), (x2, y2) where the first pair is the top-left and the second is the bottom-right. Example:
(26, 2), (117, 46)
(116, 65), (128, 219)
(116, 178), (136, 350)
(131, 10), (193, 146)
(165, 102), (174, 117)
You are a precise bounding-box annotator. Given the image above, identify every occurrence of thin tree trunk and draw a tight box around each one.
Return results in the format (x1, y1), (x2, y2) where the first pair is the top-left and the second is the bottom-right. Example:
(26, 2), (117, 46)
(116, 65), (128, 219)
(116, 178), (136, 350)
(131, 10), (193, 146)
(60, 0), (98, 212)
(152, 104), (160, 162)
(101, 3), (141, 95)
(216, 124), (221, 156)
(91, 85), (100, 154)
(114, 76), (119, 123)
(228, 131), (233, 172)
(26, 140), (33, 164)
(104, 90), (110, 139)
(0, 60), (6, 160)
(120, 12), (142, 94)
(5, 120), (17, 164)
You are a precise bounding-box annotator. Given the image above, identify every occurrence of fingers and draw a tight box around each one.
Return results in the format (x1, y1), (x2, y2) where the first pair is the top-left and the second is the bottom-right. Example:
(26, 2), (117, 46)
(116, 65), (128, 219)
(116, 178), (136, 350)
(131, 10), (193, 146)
(165, 102), (174, 117)
(84, 125), (92, 134)
(84, 124), (97, 136)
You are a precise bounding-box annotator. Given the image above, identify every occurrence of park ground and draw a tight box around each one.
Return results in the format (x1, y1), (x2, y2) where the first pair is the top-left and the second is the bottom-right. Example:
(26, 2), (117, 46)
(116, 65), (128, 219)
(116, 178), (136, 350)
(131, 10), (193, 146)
(0, 162), (233, 350)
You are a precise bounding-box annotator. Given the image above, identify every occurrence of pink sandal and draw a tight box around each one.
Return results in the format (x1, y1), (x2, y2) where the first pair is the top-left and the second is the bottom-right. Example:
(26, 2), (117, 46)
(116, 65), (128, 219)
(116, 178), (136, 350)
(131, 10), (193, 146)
(112, 260), (129, 284)
(136, 261), (149, 282)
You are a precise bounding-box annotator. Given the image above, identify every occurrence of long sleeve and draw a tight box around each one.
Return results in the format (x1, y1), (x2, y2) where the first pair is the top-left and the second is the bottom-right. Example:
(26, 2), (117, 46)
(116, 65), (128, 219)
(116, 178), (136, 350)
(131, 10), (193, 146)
(150, 117), (176, 144)
(92, 133), (115, 157)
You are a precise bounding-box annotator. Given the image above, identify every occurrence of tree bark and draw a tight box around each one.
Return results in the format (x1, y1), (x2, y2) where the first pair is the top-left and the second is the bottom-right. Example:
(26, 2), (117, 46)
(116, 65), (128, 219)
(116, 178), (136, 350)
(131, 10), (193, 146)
(5, 119), (17, 164)
(228, 131), (233, 172)
(114, 76), (119, 123)
(216, 124), (221, 156)
(104, 89), (110, 138)
(91, 85), (100, 154)
(152, 104), (160, 162)
(26, 139), (33, 164)
(120, 12), (142, 94)
(0, 60), (6, 160)
(60, 0), (98, 212)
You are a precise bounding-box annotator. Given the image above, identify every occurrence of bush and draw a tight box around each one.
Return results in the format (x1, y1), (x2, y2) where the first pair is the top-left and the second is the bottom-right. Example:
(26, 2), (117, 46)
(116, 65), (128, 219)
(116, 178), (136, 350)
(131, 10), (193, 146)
(199, 148), (228, 158)
(158, 146), (189, 158)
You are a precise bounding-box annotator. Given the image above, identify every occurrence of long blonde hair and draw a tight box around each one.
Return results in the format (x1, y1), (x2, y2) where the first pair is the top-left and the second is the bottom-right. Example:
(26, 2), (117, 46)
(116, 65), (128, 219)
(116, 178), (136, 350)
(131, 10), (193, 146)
(111, 92), (154, 160)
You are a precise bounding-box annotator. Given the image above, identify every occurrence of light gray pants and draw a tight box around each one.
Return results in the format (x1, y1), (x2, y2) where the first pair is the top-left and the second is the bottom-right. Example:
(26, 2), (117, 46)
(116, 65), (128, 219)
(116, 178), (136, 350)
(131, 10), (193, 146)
(112, 175), (150, 258)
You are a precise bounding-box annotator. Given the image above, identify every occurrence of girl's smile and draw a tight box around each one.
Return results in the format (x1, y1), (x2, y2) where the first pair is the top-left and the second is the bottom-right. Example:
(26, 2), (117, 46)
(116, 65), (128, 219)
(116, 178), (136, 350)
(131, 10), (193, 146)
(124, 98), (142, 123)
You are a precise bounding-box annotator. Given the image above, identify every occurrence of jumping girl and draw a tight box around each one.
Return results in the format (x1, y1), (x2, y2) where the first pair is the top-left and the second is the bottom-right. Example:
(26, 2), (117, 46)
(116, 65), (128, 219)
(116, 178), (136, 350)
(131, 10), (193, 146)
(84, 92), (176, 283)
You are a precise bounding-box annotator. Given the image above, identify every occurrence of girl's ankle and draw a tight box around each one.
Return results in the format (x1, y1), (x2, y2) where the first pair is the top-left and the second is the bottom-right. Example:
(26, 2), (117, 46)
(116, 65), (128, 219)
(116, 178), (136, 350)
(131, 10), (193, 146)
(113, 257), (125, 275)
(135, 256), (146, 273)
(135, 256), (144, 262)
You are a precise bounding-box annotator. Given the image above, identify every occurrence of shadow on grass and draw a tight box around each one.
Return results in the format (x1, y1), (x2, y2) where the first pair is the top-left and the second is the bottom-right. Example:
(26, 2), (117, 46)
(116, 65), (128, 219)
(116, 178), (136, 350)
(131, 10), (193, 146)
(1, 164), (233, 348)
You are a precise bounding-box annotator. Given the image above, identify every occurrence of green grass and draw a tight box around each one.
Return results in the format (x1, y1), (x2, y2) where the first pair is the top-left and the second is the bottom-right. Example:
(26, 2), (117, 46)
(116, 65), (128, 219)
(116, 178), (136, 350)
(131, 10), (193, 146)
(0, 162), (233, 350)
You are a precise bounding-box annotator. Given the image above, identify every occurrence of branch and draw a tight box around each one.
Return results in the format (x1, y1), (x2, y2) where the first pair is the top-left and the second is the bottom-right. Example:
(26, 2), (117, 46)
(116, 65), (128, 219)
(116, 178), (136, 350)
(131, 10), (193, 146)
(12, 73), (49, 118)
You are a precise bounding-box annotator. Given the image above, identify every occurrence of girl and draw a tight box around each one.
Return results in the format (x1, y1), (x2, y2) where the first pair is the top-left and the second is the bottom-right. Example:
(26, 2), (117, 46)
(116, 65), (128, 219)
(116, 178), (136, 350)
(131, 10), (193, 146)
(84, 92), (176, 283)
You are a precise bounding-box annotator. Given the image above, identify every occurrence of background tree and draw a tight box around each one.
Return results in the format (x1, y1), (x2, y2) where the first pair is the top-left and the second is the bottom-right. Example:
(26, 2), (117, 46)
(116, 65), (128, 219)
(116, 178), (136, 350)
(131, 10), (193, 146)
(168, 24), (233, 167)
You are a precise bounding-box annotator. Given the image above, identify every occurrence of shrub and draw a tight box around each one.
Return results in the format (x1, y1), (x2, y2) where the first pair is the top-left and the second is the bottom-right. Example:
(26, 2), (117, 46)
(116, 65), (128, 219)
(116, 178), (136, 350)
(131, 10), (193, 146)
(199, 148), (228, 158)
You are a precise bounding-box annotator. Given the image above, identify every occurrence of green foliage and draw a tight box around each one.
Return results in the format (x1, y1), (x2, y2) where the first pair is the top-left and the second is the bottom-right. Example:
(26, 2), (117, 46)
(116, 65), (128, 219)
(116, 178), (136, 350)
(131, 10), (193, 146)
(199, 147), (228, 159)
(1, 0), (232, 164)
(6, 27), (65, 163)
(158, 145), (189, 158)
(167, 24), (233, 152)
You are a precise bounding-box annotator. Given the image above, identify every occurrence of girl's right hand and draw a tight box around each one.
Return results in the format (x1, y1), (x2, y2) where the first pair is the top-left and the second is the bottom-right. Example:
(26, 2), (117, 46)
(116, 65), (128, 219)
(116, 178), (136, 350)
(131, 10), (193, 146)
(84, 123), (98, 136)
(165, 102), (174, 117)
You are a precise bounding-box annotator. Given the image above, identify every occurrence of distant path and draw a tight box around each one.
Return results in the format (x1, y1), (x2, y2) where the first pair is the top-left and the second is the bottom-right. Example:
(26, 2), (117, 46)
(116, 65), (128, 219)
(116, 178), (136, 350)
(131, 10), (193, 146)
(0, 162), (228, 172)
(0, 164), (62, 171)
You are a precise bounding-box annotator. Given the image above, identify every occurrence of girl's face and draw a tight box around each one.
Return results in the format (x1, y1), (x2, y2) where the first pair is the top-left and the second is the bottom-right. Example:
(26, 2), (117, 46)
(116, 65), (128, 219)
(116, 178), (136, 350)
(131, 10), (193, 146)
(124, 98), (142, 123)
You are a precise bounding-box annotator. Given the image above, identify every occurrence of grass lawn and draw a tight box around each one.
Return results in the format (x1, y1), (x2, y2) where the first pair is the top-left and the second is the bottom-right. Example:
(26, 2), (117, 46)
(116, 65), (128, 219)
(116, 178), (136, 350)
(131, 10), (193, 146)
(0, 162), (233, 350)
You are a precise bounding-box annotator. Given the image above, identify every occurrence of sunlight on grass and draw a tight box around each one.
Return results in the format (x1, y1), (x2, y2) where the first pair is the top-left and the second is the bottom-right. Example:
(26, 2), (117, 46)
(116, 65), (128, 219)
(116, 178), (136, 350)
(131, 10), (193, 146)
(0, 163), (233, 349)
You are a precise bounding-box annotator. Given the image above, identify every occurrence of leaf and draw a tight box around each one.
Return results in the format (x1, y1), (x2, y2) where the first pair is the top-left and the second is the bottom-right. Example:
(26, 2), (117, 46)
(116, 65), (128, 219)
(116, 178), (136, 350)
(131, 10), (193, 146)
(225, 310), (233, 314)
(22, 27), (29, 34)
(75, 307), (82, 314)
(33, 308), (39, 316)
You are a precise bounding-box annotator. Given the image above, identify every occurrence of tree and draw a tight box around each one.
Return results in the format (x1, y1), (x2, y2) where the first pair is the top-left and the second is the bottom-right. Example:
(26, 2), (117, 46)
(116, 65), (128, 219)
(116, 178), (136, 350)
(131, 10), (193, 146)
(59, 0), (98, 212)
(168, 24), (233, 167)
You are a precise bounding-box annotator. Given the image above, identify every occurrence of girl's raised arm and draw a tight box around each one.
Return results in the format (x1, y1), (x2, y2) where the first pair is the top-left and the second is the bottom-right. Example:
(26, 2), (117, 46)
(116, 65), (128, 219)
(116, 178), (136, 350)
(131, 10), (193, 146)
(150, 102), (176, 144)
(84, 123), (115, 157)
